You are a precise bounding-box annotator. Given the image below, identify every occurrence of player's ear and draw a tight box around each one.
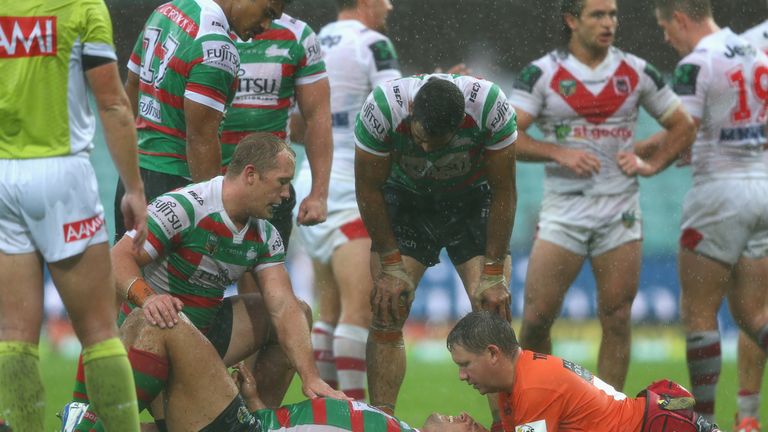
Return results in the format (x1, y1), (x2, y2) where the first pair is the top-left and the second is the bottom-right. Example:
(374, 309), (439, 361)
(486, 344), (502, 362)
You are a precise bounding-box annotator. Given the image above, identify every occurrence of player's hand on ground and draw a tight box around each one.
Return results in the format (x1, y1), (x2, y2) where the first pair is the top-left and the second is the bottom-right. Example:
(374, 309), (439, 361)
(372, 271), (414, 325)
(142, 294), (184, 329)
(121, 189), (148, 253)
(296, 194), (327, 226)
(301, 376), (351, 401)
(617, 151), (654, 177)
(231, 362), (266, 410)
(555, 148), (601, 176)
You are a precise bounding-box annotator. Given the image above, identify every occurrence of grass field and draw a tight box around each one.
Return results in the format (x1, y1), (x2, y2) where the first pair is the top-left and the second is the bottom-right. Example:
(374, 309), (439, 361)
(38, 322), (768, 431)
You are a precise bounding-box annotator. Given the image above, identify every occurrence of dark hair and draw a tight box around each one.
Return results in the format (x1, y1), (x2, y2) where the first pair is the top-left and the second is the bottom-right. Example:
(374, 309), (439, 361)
(654, 0), (712, 21)
(227, 133), (294, 177)
(447, 311), (519, 358)
(335, 0), (356, 10)
(560, 0), (587, 44)
(411, 77), (465, 138)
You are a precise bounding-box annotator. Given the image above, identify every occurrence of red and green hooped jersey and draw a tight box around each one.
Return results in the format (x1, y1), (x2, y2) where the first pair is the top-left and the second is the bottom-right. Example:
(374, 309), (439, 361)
(256, 398), (420, 431)
(127, 0), (239, 178)
(126, 176), (285, 331)
(354, 74), (518, 195)
(221, 14), (326, 163)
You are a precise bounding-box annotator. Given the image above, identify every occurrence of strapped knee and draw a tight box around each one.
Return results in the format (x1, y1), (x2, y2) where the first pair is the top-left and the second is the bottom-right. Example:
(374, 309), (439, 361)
(638, 380), (719, 432)
(369, 321), (403, 346)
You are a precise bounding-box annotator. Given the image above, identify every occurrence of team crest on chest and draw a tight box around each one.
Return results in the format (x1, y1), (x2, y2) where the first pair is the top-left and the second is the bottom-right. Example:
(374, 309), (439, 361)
(205, 234), (219, 254)
(613, 75), (631, 95)
(558, 79), (577, 97)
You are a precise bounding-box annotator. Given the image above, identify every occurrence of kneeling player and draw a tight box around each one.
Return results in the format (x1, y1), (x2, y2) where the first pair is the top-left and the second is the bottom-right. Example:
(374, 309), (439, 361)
(62, 310), (485, 432)
(447, 312), (721, 432)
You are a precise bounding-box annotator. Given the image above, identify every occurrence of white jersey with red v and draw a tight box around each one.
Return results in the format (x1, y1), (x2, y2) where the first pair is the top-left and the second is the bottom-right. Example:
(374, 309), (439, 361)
(511, 47), (679, 195)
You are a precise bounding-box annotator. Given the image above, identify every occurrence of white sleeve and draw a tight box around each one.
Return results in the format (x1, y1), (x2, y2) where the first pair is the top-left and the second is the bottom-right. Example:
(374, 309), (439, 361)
(510, 61), (546, 117)
(672, 54), (709, 120)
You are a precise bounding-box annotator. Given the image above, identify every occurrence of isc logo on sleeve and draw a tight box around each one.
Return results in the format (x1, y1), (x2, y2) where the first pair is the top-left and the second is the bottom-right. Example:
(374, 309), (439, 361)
(0, 17), (57, 58)
(515, 420), (547, 432)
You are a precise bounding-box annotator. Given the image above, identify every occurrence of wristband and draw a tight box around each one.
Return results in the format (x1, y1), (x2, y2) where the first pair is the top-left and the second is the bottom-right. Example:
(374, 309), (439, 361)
(126, 277), (154, 307)
(378, 250), (414, 291)
(379, 249), (402, 266)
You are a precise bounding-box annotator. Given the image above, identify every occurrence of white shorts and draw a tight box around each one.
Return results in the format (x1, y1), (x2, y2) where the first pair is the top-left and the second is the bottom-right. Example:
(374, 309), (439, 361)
(680, 179), (768, 265)
(537, 191), (642, 257)
(293, 167), (368, 263)
(0, 155), (107, 262)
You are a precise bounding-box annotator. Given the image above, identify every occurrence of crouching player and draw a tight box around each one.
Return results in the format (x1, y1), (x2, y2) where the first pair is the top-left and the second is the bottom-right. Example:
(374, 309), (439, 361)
(61, 309), (486, 432)
(447, 312), (722, 432)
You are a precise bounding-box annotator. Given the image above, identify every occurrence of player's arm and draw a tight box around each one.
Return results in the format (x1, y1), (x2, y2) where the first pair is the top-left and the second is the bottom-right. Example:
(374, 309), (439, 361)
(255, 264), (349, 400)
(294, 78), (332, 225)
(514, 109), (601, 175)
(185, 100), (224, 182)
(124, 70), (140, 118)
(86, 62), (148, 252)
(617, 106), (696, 176)
(111, 235), (183, 328)
(477, 144), (516, 322)
(355, 148), (397, 253)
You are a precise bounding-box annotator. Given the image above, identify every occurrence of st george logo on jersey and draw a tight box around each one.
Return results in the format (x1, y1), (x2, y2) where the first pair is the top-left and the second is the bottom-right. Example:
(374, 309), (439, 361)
(613, 76), (631, 95)
(558, 80), (577, 97)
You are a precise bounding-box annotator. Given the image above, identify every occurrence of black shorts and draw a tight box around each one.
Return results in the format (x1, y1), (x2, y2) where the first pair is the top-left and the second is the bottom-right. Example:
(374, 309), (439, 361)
(205, 298), (234, 359)
(114, 168), (190, 242)
(267, 184), (296, 251)
(383, 183), (500, 267)
(199, 395), (261, 432)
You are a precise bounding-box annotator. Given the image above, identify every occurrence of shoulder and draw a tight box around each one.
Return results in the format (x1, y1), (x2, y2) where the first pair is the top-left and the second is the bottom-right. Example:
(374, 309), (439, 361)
(273, 14), (317, 42)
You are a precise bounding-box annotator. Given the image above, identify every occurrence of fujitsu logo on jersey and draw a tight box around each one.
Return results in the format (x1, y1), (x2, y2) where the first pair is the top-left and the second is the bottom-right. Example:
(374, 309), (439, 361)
(238, 77), (278, 94)
(63, 215), (104, 243)
(0, 17), (57, 58)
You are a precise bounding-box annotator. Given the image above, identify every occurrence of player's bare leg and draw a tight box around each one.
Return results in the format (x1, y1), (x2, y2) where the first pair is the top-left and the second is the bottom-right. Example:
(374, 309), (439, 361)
(592, 240), (641, 390)
(331, 238), (374, 399)
(737, 333), (764, 426)
(367, 254), (426, 414)
(520, 239), (585, 354)
(729, 256), (768, 428)
(224, 293), (312, 408)
(120, 311), (241, 430)
(455, 255), (513, 429)
(679, 249), (730, 422)
(311, 259), (341, 388)
(0, 251), (45, 430)
(51, 243), (139, 431)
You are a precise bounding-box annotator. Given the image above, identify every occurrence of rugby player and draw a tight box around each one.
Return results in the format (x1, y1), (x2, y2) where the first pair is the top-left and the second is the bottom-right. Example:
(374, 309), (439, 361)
(354, 74), (517, 419)
(295, 0), (402, 401)
(61, 309), (485, 432)
(448, 311), (722, 432)
(619, 0), (768, 425)
(69, 134), (345, 431)
(0, 0), (147, 429)
(510, 0), (694, 390)
(113, 0), (290, 240)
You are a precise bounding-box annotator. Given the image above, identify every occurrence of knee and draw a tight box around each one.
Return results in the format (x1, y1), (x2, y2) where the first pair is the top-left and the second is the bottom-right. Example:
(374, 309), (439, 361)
(597, 300), (633, 332)
(521, 310), (556, 335)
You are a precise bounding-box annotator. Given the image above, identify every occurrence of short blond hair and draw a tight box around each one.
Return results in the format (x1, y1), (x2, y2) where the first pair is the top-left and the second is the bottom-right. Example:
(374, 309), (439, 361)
(226, 133), (294, 177)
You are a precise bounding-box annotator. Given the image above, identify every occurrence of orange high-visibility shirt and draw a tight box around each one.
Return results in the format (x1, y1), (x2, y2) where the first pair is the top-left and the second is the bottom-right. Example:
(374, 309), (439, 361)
(498, 351), (646, 432)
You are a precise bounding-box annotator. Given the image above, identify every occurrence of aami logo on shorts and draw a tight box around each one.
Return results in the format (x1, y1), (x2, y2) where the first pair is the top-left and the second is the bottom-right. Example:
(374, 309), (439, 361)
(0, 16), (57, 58)
(63, 215), (104, 243)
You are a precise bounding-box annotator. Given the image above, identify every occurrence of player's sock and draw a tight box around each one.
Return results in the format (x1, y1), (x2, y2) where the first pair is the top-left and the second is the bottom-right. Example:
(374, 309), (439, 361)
(334, 323), (368, 400)
(72, 353), (90, 402)
(127, 346), (169, 411)
(737, 390), (760, 421)
(0, 341), (45, 431)
(75, 347), (169, 432)
(82, 338), (140, 431)
(312, 321), (338, 389)
(686, 330), (721, 422)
